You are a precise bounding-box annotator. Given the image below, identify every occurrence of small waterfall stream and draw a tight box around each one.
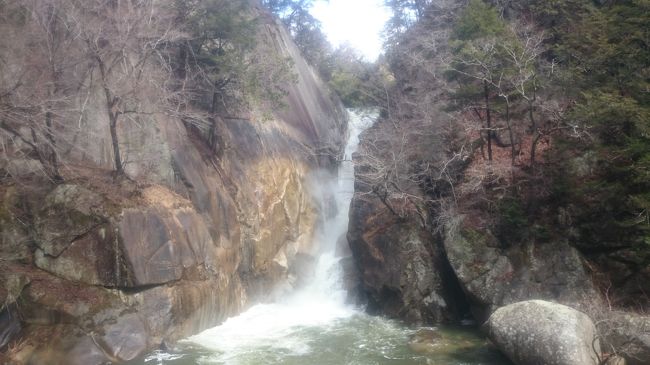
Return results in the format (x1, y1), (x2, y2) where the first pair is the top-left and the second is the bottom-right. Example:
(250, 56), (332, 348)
(134, 110), (508, 365)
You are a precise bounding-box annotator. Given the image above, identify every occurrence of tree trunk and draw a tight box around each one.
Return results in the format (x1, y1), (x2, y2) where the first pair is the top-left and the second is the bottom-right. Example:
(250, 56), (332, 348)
(530, 132), (542, 168)
(528, 96), (538, 168)
(109, 115), (123, 175)
(208, 91), (219, 150)
(176, 42), (188, 80)
(29, 127), (56, 181)
(484, 80), (493, 162)
(505, 100), (516, 166)
(96, 54), (124, 176)
(45, 111), (63, 182)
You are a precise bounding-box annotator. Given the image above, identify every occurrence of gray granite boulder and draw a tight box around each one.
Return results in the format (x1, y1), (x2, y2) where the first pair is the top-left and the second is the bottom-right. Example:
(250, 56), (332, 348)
(486, 300), (601, 365)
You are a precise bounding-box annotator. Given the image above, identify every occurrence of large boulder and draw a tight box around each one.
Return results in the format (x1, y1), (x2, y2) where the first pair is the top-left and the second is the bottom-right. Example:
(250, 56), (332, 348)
(33, 184), (108, 257)
(486, 300), (601, 365)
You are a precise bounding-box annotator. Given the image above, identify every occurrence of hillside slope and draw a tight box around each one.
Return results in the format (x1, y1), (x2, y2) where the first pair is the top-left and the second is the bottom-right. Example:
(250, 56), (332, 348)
(348, 0), (649, 363)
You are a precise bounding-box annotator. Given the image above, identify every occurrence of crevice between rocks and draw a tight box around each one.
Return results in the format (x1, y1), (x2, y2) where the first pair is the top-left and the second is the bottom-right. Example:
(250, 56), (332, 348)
(435, 235), (474, 324)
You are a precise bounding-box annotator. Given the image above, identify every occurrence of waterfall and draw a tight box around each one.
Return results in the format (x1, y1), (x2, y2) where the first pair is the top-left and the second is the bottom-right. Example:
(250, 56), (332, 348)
(142, 110), (508, 365)
(183, 110), (374, 361)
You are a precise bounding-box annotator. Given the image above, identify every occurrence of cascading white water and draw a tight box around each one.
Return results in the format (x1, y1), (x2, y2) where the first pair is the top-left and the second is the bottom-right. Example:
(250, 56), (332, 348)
(183, 109), (374, 362)
(140, 110), (507, 365)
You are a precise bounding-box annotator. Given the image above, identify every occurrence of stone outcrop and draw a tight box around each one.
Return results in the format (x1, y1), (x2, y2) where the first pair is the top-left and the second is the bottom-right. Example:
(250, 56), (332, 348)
(0, 5), (346, 364)
(32, 185), (226, 288)
(347, 131), (460, 323)
(347, 152), (599, 325)
(443, 216), (599, 321)
(347, 192), (454, 323)
(486, 300), (601, 365)
(601, 312), (650, 365)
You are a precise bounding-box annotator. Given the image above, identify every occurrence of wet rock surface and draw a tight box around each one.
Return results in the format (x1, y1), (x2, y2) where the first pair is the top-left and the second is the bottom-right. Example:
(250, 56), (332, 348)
(486, 300), (601, 365)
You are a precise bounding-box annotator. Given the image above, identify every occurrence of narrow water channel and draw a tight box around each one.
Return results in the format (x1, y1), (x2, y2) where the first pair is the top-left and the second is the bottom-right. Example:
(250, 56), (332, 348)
(130, 110), (509, 365)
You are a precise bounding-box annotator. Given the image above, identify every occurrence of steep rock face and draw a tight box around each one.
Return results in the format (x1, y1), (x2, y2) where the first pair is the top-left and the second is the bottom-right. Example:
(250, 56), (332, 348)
(0, 6), (346, 364)
(347, 145), (458, 324)
(347, 192), (452, 323)
(347, 196), (598, 325)
(32, 185), (225, 288)
(444, 216), (599, 321)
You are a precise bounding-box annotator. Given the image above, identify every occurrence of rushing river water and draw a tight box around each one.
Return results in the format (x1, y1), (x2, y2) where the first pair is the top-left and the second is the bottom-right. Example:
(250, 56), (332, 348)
(130, 110), (510, 365)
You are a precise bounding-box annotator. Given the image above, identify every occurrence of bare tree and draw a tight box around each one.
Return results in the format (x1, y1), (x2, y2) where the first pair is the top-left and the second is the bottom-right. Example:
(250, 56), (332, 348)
(71, 0), (185, 176)
(0, 0), (87, 182)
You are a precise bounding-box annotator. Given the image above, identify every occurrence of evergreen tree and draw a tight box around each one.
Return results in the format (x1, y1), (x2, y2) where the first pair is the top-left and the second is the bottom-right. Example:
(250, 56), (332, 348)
(556, 0), (650, 249)
(446, 0), (510, 162)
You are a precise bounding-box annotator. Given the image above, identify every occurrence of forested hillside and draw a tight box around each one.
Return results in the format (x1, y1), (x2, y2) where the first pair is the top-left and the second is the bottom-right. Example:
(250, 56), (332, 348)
(360, 0), (649, 307)
(1, 0), (648, 364)
(348, 0), (649, 362)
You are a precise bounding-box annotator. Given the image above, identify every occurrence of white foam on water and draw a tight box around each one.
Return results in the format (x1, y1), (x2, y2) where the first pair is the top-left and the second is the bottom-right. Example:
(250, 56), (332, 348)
(186, 110), (376, 362)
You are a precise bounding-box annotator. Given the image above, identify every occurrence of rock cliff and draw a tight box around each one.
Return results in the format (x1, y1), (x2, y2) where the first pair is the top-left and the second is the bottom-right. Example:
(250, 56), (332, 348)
(0, 6), (346, 364)
(347, 156), (461, 324)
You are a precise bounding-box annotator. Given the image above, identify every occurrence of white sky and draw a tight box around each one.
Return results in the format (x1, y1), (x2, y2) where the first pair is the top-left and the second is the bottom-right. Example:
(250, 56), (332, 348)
(310, 0), (391, 61)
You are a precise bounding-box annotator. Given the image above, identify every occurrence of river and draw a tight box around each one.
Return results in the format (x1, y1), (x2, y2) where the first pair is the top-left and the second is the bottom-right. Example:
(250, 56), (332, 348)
(128, 110), (510, 365)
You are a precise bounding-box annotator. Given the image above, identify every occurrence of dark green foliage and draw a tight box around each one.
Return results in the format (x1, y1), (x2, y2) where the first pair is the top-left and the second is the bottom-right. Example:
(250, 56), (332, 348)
(180, 0), (295, 113)
(555, 0), (650, 250)
(288, 9), (330, 69)
(446, 0), (650, 256)
(262, 0), (331, 70)
(452, 0), (506, 40)
(262, 0), (314, 16)
(326, 46), (389, 108)
(495, 196), (528, 245)
(383, 0), (433, 46)
(515, 0), (593, 37)
(379, 0), (649, 304)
